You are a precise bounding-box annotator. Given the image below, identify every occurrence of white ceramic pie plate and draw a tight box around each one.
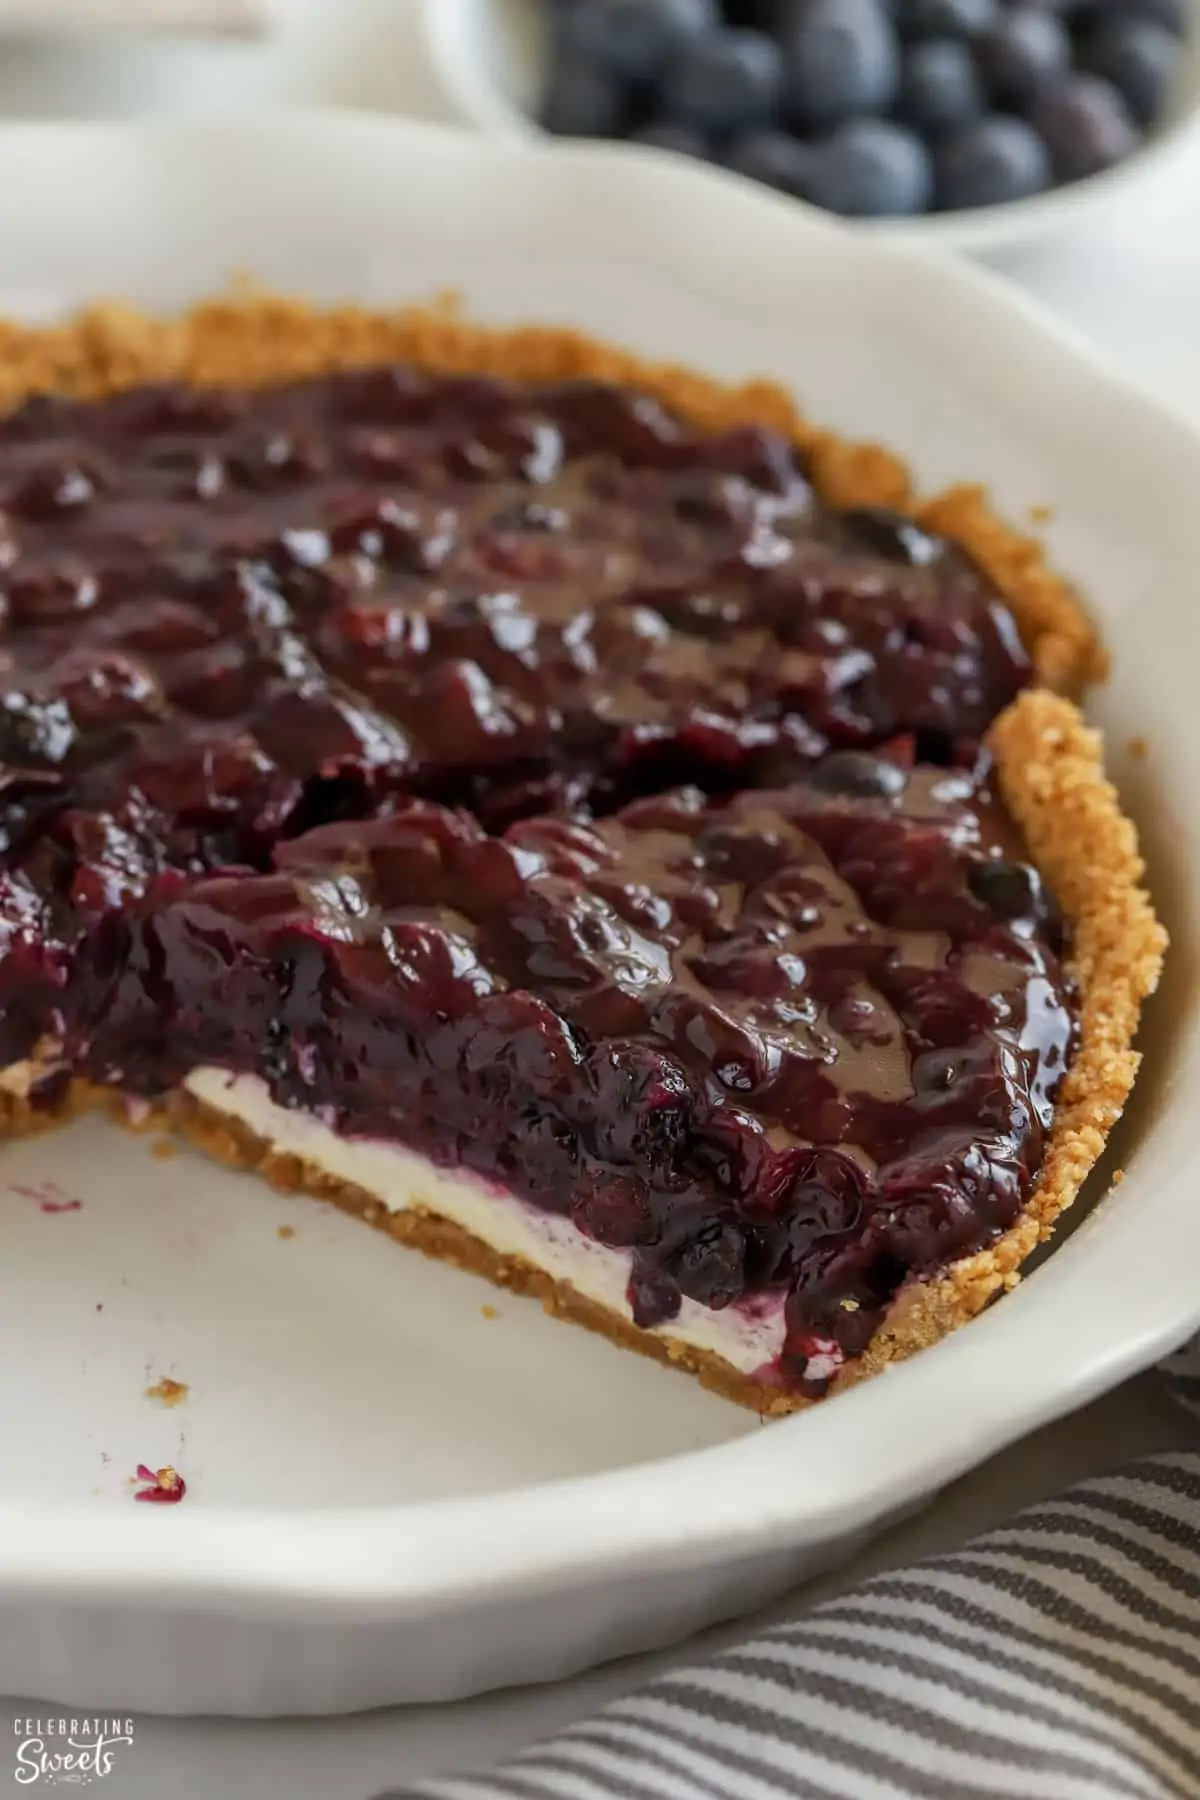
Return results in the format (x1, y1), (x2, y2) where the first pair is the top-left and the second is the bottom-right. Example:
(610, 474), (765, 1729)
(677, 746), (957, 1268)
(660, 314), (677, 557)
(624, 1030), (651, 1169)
(0, 112), (1197, 1719)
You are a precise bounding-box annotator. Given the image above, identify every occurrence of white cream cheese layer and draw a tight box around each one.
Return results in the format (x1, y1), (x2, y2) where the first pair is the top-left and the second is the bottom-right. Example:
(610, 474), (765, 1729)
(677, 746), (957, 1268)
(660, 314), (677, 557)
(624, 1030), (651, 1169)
(184, 1067), (787, 1378)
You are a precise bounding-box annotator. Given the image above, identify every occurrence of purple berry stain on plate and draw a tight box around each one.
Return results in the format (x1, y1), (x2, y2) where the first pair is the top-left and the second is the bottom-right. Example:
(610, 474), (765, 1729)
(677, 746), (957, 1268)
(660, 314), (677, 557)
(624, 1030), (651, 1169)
(539, 0), (1188, 217)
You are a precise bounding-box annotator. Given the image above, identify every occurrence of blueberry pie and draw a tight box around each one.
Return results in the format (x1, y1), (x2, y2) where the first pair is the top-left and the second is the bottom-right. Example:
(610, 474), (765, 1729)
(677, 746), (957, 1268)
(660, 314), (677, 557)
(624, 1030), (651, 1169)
(0, 296), (1164, 1410)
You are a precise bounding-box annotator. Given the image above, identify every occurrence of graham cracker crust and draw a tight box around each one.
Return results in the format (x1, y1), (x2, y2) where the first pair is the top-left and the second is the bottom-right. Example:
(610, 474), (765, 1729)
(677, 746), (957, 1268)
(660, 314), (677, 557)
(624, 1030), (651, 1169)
(0, 296), (1162, 1409)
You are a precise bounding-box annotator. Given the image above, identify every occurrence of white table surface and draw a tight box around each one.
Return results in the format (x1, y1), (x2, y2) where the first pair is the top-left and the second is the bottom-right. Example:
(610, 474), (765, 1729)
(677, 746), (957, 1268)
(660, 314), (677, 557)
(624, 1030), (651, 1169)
(0, 6), (1197, 1795)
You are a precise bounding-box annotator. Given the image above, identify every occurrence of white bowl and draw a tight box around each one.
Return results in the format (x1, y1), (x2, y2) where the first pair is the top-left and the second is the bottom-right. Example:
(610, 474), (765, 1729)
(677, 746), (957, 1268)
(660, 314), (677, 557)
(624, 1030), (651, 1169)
(0, 111), (1196, 1719)
(418, 0), (1200, 256)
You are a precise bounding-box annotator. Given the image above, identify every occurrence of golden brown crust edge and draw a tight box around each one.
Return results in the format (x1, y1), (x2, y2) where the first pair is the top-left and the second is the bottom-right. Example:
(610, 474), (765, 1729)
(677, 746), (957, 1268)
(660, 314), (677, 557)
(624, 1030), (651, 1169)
(0, 297), (1160, 1410)
(0, 290), (1102, 691)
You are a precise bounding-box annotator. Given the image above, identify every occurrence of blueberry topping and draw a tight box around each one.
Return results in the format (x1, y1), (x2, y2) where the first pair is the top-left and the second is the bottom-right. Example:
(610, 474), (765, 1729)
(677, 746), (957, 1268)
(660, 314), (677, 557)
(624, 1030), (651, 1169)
(671, 1216), (748, 1306)
(808, 748), (909, 797)
(843, 505), (946, 566)
(968, 856), (1048, 921)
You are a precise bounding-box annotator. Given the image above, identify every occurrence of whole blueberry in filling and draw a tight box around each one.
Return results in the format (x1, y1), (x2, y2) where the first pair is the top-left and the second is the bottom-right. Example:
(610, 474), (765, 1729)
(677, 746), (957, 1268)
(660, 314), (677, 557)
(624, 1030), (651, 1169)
(0, 363), (1073, 1396)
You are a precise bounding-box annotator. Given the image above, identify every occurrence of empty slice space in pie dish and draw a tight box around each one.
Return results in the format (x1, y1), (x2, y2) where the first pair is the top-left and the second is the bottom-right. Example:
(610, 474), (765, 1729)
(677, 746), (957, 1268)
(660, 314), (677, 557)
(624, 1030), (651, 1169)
(0, 294), (1165, 1414)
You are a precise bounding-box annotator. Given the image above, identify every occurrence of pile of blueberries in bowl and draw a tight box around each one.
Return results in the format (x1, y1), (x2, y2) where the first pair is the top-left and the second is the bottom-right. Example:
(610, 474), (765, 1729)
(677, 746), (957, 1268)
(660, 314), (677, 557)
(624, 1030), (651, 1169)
(540, 0), (1191, 217)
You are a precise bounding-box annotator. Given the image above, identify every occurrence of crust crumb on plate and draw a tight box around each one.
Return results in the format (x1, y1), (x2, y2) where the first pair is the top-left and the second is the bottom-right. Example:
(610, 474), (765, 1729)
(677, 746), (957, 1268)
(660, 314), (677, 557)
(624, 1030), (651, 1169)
(145, 1376), (189, 1408)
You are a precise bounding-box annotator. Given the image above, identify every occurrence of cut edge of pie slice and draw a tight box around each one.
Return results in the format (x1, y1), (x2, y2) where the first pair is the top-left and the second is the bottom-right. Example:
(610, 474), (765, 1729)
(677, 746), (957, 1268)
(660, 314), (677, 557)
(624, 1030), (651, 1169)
(138, 687), (1158, 1416)
(0, 296), (1164, 1413)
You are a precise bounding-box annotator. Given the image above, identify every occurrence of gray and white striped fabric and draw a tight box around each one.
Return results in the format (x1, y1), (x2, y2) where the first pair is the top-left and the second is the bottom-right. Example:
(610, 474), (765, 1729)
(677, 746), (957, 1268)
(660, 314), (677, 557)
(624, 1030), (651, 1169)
(386, 1338), (1200, 1800)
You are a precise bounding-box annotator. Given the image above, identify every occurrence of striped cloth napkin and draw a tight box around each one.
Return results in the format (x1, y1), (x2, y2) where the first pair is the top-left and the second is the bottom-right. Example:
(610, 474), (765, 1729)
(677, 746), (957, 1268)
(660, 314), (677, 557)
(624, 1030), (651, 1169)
(385, 1338), (1200, 1800)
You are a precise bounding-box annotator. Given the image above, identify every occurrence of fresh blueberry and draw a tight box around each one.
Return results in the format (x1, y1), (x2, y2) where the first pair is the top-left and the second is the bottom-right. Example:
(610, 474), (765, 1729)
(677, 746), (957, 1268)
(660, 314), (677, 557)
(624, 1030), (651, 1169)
(1080, 17), (1180, 127)
(1083, 0), (1186, 33)
(1034, 74), (1140, 179)
(628, 120), (710, 156)
(810, 749), (908, 798)
(968, 858), (1047, 921)
(843, 506), (946, 566)
(806, 119), (934, 216)
(1009, 0), (1086, 19)
(783, 0), (901, 131)
(558, 0), (718, 84)
(721, 0), (794, 25)
(899, 38), (985, 135)
(671, 1217), (748, 1308)
(663, 28), (784, 134)
(979, 7), (1071, 109)
(724, 126), (813, 195)
(540, 54), (626, 137)
(935, 114), (1052, 207)
(897, 0), (999, 41)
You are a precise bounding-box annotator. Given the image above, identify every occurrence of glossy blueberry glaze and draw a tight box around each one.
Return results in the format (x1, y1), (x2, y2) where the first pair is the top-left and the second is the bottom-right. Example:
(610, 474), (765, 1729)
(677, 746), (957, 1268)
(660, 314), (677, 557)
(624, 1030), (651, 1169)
(0, 367), (1027, 847)
(0, 366), (1069, 1390)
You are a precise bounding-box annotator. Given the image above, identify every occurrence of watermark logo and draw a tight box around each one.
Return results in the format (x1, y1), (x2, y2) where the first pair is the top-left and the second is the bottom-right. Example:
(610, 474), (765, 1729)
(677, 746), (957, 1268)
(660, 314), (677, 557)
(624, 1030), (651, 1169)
(12, 1718), (134, 1786)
